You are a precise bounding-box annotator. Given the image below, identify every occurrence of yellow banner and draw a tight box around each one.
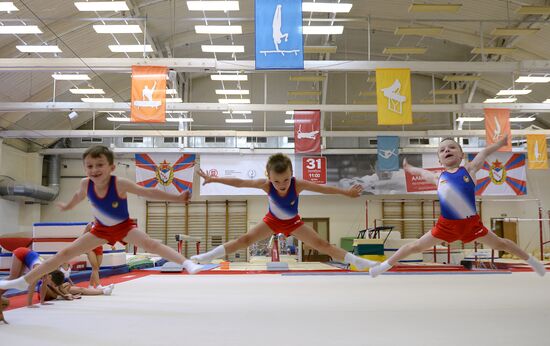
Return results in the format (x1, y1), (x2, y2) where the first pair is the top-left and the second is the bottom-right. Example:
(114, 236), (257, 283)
(376, 68), (412, 125)
(131, 65), (166, 123)
(527, 134), (548, 169)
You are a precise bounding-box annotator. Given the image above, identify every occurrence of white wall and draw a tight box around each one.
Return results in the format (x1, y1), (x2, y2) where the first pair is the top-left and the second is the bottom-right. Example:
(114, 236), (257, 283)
(0, 144), (44, 235)
(39, 154), (550, 254)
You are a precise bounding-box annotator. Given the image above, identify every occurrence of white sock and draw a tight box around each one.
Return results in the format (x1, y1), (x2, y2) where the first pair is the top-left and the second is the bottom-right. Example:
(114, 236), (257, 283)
(0, 276), (29, 291)
(183, 260), (205, 275)
(344, 253), (379, 271)
(527, 255), (546, 277)
(102, 285), (113, 296)
(369, 261), (393, 278)
(190, 245), (226, 264)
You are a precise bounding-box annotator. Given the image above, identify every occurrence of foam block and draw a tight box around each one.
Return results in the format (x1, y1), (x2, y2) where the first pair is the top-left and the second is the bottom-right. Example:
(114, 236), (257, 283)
(33, 222), (88, 238)
(32, 242), (125, 253)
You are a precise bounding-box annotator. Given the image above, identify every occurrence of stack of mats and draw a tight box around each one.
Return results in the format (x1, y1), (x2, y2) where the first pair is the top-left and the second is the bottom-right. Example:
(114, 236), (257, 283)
(351, 239), (386, 271)
(32, 222), (127, 269)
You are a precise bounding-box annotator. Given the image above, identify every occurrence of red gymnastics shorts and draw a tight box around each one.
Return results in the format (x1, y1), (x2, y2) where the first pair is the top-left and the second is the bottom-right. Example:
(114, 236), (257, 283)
(13, 247), (32, 262)
(431, 215), (489, 243)
(263, 212), (305, 237)
(90, 219), (137, 246)
(92, 246), (103, 256)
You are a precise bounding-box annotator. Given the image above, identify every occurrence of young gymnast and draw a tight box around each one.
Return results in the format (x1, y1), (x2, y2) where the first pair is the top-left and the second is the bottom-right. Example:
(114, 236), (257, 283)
(40, 270), (114, 301)
(0, 247), (54, 308)
(370, 136), (546, 277)
(191, 153), (379, 271)
(0, 145), (205, 293)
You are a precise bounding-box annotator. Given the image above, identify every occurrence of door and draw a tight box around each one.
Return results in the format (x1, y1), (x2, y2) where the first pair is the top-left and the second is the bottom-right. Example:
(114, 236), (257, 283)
(301, 218), (330, 262)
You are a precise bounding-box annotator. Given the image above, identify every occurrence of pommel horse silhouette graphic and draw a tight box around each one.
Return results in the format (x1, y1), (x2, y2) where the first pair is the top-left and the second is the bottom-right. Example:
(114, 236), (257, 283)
(381, 79), (406, 114)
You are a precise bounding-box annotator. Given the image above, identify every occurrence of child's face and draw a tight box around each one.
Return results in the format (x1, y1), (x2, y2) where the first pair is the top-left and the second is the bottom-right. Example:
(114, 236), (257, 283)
(268, 168), (293, 194)
(438, 140), (463, 168)
(83, 154), (115, 183)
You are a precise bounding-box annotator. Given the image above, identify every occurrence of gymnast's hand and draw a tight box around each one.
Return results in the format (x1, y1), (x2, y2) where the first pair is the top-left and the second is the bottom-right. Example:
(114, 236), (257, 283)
(198, 169), (214, 185)
(178, 190), (191, 204)
(347, 184), (363, 197)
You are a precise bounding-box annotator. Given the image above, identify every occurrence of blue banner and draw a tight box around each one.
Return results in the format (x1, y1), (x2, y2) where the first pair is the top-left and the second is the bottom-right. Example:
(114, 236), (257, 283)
(255, 0), (304, 70)
(377, 136), (400, 171)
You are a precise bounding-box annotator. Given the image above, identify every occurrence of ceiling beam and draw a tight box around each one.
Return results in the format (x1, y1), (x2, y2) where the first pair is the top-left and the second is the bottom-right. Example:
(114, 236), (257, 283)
(0, 58), (550, 73)
(0, 102), (549, 113)
(2, 129), (550, 139)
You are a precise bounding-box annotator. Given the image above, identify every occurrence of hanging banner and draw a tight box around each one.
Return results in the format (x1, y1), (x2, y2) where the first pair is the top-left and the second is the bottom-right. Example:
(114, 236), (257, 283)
(404, 167), (446, 192)
(294, 110), (321, 154)
(484, 108), (511, 151)
(377, 136), (400, 171)
(302, 157), (326, 184)
(131, 65), (166, 123)
(527, 134), (548, 169)
(376, 68), (412, 125)
(467, 153), (527, 196)
(255, 0), (303, 70)
(135, 153), (195, 194)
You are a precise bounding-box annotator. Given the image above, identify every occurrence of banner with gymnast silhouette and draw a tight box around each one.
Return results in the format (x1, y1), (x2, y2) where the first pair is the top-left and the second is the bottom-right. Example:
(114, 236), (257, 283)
(131, 65), (166, 123)
(484, 108), (512, 151)
(255, 0), (304, 70)
(467, 152), (527, 195)
(135, 153), (196, 194)
(375, 68), (412, 125)
(527, 134), (548, 169)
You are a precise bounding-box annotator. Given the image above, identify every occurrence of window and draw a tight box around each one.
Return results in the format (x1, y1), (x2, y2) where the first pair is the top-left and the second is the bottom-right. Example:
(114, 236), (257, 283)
(409, 138), (429, 145)
(163, 137), (178, 143)
(368, 139), (378, 145)
(205, 137), (226, 143)
(287, 137), (295, 143)
(123, 137), (144, 143)
(81, 137), (103, 143)
(246, 136), (267, 143)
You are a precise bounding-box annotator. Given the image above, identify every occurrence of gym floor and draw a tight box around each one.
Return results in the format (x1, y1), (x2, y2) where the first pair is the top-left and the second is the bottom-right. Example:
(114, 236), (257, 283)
(2, 271), (549, 346)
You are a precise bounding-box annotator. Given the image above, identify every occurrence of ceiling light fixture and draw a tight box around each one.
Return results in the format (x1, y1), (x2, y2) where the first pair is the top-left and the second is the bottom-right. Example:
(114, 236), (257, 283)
(52, 73), (90, 80)
(211, 74), (248, 81)
(74, 1), (129, 12)
(166, 118), (193, 123)
(216, 89), (250, 95)
(68, 110), (79, 120)
(456, 117), (484, 122)
(16, 45), (61, 53)
(515, 76), (550, 83)
(225, 118), (253, 123)
(223, 111), (252, 115)
(0, 2), (18, 12)
(109, 44), (153, 53)
(93, 25), (142, 34)
(201, 45), (244, 53)
(0, 25), (42, 34)
(302, 2), (352, 13)
(510, 117), (536, 122)
(186, 1), (239, 11)
(303, 26), (344, 35)
(166, 89), (178, 95)
(496, 89), (532, 96)
(195, 25), (242, 34)
(483, 98), (517, 103)
(69, 88), (105, 95)
(166, 98), (183, 103)
(81, 97), (114, 103)
(218, 98), (251, 104)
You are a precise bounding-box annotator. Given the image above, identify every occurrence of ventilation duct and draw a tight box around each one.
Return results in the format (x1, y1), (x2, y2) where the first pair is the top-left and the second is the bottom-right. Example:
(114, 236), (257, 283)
(0, 141), (63, 201)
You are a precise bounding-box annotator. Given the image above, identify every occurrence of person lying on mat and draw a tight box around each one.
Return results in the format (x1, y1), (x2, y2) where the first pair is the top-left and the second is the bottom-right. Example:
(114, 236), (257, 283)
(40, 270), (114, 301)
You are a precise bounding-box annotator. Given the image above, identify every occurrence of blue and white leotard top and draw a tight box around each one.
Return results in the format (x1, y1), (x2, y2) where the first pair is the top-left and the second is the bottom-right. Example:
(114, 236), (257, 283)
(87, 176), (129, 226)
(437, 167), (477, 220)
(267, 177), (299, 220)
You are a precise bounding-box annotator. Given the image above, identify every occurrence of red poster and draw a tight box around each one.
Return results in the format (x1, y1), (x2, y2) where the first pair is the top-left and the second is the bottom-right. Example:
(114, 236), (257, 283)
(405, 167), (446, 192)
(294, 110), (321, 154)
(484, 108), (511, 152)
(302, 157), (326, 184)
(131, 65), (167, 123)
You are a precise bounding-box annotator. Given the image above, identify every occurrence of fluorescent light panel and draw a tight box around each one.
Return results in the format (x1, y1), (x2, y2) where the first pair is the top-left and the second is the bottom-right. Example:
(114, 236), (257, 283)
(215, 89), (249, 95)
(456, 117), (484, 122)
(408, 3), (462, 13)
(218, 98), (250, 104)
(491, 28), (539, 36)
(302, 2), (352, 13)
(0, 25), (41, 34)
(74, 2), (129, 12)
(285, 119), (295, 124)
(515, 76), (550, 83)
(223, 111), (251, 115)
(195, 25), (242, 34)
(109, 45), (153, 52)
(16, 45), (61, 53)
(496, 89), (532, 96)
(510, 117), (536, 122)
(211, 74), (247, 81)
(544, 99), (550, 103)
(82, 97), (114, 103)
(52, 73), (90, 80)
(93, 25), (142, 34)
(0, 2), (18, 12)
(166, 89), (178, 95)
(303, 26), (344, 35)
(166, 118), (193, 122)
(201, 45), (244, 53)
(70, 88), (105, 95)
(517, 6), (550, 14)
(166, 98), (183, 103)
(225, 118), (253, 123)
(186, 1), (239, 11)
(383, 47), (427, 54)
(394, 26), (443, 36)
(483, 98), (517, 103)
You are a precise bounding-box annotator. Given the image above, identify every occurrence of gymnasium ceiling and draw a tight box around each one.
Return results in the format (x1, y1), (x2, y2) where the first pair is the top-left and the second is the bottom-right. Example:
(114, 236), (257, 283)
(1, 0), (550, 150)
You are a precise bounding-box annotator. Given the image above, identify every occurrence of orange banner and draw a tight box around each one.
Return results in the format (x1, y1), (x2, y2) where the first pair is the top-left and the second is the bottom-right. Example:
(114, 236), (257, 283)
(527, 134), (548, 169)
(131, 65), (166, 122)
(484, 108), (511, 151)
